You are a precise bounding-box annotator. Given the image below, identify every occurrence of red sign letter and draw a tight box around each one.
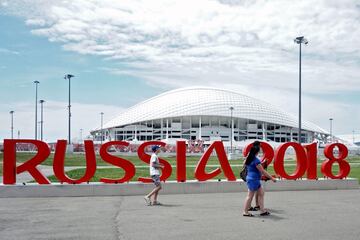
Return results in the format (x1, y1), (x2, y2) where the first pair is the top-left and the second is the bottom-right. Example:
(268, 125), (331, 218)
(194, 141), (236, 181)
(243, 141), (274, 167)
(274, 142), (307, 180)
(3, 139), (51, 184)
(53, 140), (96, 184)
(303, 142), (318, 179)
(321, 143), (350, 179)
(137, 141), (172, 183)
(99, 141), (136, 183)
(176, 141), (187, 182)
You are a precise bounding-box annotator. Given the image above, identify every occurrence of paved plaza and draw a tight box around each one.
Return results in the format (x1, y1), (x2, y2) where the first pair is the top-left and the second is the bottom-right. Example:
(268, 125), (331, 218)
(0, 189), (359, 240)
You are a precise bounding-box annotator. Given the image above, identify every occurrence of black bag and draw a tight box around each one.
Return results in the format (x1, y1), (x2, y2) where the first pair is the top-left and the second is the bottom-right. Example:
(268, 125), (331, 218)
(240, 166), (247, 182)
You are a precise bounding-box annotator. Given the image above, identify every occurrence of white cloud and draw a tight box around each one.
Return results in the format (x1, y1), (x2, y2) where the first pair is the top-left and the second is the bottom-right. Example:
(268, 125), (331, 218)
(1, 0), (359, 134)
(0, 47), (20, 55)
(2, 0), (358, 91)
(0, 101), (124, 142)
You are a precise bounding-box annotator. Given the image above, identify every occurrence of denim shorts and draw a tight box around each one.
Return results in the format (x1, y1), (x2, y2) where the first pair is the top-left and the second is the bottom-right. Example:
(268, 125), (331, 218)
(246, 179), (261, 192)
(151, 175), (161, 187)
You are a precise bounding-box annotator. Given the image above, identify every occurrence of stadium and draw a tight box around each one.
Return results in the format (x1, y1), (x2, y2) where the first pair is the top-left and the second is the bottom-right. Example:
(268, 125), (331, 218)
(90, 87), (329, 147)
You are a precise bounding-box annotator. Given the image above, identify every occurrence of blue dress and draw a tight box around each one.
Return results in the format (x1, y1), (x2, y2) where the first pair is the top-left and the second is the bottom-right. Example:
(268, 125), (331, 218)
(246, 157), (262, 191)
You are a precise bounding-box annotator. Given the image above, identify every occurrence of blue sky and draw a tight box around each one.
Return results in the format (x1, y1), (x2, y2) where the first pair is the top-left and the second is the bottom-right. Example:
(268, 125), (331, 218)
(0, 0), (359, 141)
(0, 16), (159, 106)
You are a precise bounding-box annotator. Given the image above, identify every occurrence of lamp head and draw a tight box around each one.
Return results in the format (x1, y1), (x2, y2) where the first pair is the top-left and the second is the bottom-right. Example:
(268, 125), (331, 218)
(294, 36), (308, 44)
(64, 74), (75, 79)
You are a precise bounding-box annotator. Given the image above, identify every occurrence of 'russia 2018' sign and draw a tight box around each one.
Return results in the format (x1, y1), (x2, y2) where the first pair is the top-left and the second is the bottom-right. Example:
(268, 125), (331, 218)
(2, 139), (351, 185)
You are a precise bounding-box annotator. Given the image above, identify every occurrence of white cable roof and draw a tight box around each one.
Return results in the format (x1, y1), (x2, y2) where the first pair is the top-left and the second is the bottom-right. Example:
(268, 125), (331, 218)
(100, 86), (328, 134)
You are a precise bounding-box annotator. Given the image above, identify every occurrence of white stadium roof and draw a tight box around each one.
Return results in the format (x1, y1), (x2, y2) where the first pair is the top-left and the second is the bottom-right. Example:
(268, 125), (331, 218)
(100, 87), (328, 134)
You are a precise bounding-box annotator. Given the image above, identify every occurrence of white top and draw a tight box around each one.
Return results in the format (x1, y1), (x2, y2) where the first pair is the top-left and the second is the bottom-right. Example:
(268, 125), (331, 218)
(150, 153), (160, 176)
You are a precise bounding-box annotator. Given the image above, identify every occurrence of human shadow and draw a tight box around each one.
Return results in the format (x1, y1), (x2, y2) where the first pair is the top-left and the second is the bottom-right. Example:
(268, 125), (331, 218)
(154, 203), (183, 207)
(267, 208), (286, 214)
(258, 213), (286, 221)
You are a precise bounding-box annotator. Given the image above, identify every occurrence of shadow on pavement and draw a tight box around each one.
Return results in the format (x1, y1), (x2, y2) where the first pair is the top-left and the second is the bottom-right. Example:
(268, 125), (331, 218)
(259, 214), (286, 221)
(154, 204), (183, 207)
(268, 208), (286, 214)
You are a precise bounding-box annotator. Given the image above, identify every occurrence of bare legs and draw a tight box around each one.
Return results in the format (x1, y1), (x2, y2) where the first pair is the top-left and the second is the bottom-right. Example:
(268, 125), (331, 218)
(257, 187), (266, 213)
(244, 187), (267, 215)
(255, 192), (259, 208)
(145, 185), (162, 203)
(243, 190), (256, 215)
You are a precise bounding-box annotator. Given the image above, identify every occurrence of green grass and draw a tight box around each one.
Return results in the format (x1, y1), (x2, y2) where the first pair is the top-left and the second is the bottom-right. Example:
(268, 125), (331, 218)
(45, 163), (360, 183)
(46, 167), (228, 182)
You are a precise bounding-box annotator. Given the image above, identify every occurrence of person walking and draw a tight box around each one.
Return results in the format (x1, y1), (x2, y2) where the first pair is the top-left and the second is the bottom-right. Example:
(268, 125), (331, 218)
(144, 145), (164, 206)
(243, 142), (276, 217)
(246, 141), (271, 212)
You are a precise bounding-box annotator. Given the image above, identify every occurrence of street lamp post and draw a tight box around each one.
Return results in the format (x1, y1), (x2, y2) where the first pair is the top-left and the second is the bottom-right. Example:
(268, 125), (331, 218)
(100, 112), (104, 145)
(294, 36), (308, 143)
(329, 118), (333, 143)
(10, 111), (14, 139)
(353, 130), (355, 144)
(39, 100), (45, 141)
(229, 107), (234, 154)
(64, 74), (74, 145)
(80, 128), (83, 142)
(34, 81), (40, 140)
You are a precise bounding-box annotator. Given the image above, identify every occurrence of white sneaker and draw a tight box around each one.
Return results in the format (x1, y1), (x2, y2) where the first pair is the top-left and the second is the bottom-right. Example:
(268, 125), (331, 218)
(144, 196), (151, 206)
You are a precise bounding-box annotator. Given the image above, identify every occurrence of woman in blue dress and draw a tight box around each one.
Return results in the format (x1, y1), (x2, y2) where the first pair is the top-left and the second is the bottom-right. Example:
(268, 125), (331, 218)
(243, 142), (276, 217)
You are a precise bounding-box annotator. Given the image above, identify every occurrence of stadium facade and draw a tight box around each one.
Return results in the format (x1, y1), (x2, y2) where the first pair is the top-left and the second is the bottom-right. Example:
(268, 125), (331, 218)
(91, 87), (329, 145)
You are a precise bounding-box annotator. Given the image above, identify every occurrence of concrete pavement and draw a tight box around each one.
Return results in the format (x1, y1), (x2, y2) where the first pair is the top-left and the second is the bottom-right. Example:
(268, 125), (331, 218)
(0, 189), (359, 240)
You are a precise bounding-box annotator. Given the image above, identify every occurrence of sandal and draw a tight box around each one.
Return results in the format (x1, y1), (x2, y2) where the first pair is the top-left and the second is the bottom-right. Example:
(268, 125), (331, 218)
(260, 211), (270, 216)
(248, 206), (259, 211)
(152, 201), (162, 206)
(144, 196), (151, 206)
(243, 213), (254, 217)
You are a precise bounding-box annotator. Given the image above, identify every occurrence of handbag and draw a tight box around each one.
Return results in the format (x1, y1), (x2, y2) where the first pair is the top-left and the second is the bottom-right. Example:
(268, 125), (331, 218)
(240, 165), (247, 182)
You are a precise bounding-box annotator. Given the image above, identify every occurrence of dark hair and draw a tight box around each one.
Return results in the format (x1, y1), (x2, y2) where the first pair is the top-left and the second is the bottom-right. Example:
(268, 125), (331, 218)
(253, 140), (261, 147)
(245, 142), (260, 165)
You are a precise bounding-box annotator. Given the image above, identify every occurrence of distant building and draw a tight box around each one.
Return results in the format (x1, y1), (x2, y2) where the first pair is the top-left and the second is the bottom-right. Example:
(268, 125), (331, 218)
(91, 87), (328, 145)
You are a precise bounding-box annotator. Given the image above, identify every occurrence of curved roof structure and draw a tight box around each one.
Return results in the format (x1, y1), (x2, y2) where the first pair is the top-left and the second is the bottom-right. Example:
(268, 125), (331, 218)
(102, 87), (327, 134)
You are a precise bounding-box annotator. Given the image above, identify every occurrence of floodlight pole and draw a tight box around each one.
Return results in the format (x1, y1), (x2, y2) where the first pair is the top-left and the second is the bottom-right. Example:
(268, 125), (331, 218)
(294, 36), (308, 143)
(34, 81), (40, 140)
(100, 112), (104, 145)
(80, 128), (83, 142)
(230, 107), (234, 153)
(64, 74), (74, 144)
(39, 100), (45, 141)
(10, 111), (14, 139)
(353, 130), (355, 144)
(329, 118), (333, 143)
